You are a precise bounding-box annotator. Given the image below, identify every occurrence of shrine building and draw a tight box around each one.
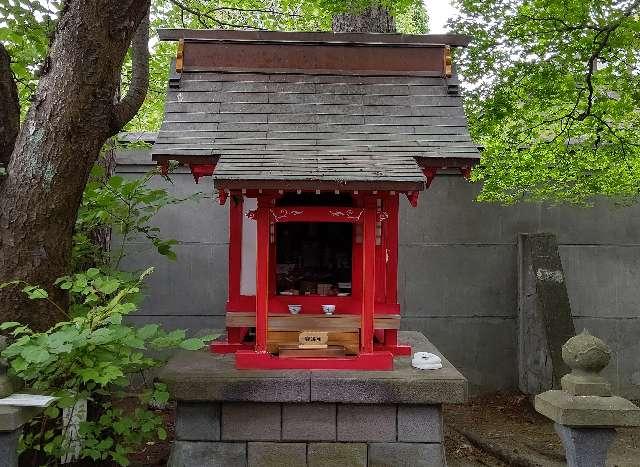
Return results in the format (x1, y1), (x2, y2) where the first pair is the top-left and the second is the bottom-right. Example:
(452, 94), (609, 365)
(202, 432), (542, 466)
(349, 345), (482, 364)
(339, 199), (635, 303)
(152, 29), (480, 370)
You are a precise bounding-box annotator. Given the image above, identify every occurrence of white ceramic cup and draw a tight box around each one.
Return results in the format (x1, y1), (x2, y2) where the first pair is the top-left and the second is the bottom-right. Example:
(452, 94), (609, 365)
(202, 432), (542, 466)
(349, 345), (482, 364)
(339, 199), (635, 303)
(321, 304), (336, 315)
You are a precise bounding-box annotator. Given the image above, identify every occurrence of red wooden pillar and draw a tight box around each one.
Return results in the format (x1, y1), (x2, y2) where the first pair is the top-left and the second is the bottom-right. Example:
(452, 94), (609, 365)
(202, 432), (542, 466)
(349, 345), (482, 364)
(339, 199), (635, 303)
(384, 193), (399, 347)
(385, 193), (399, 304)
(255, 196), (271, 353)
(361, 202), (376, 353)
(228, 192), (243, 309)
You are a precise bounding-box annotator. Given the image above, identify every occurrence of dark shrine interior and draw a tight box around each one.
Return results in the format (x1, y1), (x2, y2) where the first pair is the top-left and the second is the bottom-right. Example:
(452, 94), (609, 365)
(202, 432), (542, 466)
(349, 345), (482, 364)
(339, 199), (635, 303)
(275, 193), (354, 296)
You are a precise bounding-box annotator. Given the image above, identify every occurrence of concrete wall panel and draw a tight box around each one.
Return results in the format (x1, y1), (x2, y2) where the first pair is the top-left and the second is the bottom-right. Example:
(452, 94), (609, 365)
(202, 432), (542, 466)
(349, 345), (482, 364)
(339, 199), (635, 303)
(399, 245), (516, 318)
(116, 155), (640, 397)
(402, 317), (517, 392)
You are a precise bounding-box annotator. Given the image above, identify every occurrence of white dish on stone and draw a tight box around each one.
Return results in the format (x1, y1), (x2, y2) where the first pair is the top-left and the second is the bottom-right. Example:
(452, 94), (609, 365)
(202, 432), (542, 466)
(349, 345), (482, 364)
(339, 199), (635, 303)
(288, 304), (302, 314)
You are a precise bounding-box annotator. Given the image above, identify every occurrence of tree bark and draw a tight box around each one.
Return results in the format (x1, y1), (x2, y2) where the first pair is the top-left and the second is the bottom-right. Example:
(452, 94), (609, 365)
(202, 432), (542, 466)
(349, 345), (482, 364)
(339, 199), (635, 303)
(332, 5), (397, 33)
(0, 1), (150, 330)
(0, 42), (19, 166)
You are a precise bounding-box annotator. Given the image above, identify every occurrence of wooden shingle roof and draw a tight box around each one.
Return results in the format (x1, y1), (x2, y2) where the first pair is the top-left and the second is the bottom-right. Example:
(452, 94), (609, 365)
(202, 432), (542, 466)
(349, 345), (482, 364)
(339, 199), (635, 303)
(152, 30), (480, 191)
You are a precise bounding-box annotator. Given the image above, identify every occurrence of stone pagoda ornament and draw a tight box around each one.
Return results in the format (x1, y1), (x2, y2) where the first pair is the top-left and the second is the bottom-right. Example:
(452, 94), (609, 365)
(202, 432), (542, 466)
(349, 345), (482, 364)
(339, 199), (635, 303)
(535, 330), (640, 467)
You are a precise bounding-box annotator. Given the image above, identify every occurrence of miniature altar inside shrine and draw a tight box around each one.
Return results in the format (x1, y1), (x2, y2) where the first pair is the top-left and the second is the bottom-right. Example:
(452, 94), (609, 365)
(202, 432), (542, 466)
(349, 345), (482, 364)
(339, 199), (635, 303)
(151, 28), (480, 370)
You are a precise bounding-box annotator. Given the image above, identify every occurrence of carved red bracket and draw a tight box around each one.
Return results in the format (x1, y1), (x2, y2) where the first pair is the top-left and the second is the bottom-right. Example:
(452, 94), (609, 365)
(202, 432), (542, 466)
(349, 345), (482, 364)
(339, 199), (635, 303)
(460, 166), (472, 180)
(377, 211), (389, 222)
(422, 167), (438, 188)
(405, 191), (420, 207)
(246, 209), (257, 220)
(217, 190), (229, 205)
(159, 163), (169, 176)
(189, 164), (216, 184)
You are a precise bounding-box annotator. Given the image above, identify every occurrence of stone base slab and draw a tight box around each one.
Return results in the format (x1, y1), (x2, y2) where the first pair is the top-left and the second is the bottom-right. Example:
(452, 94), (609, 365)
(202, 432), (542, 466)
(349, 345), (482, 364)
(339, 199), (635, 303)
(163, 332), (466, 466)
(535, 390), (640, 427)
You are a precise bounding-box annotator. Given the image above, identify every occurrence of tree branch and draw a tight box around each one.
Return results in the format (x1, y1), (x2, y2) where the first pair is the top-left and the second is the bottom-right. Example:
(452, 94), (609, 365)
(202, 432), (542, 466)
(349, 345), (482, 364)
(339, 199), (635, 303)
(0, 42), (20, 166)
(168, 0), (267, 30)
(112, 7), (150, 131)
(575, 0), (640, 121)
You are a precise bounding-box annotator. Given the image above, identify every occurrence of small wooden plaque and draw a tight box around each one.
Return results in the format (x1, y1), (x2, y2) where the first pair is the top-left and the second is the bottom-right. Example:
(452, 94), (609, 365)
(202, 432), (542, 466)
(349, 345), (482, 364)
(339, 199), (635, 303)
(299, 331), (328, 348)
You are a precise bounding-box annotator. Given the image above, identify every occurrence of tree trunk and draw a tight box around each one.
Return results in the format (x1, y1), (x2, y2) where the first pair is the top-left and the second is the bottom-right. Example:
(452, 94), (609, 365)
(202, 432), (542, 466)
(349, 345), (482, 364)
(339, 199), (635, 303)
(0, 43), (19, 166)
(0, 1), (150, 330)
(332, 5), (397, 33)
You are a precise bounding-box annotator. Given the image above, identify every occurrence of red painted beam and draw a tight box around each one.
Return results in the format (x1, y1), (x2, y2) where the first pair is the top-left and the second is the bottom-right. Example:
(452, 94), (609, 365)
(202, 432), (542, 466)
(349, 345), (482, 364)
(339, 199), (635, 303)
(270, 206), (365, 223)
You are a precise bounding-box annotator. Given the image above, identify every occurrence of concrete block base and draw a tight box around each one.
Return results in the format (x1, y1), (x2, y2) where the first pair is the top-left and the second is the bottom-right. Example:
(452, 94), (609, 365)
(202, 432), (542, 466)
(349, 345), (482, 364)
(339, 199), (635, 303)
(163, 332), (467, 466)
(170, 401), (447, 466)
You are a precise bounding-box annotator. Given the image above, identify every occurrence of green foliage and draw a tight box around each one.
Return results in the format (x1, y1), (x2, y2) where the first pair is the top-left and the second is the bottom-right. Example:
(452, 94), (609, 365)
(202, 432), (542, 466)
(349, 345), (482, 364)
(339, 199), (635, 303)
(73, 161), (199, 271)
(1, 270), (215, 465)
(0, 0), (56, 114)
(452, 0), (640, 204)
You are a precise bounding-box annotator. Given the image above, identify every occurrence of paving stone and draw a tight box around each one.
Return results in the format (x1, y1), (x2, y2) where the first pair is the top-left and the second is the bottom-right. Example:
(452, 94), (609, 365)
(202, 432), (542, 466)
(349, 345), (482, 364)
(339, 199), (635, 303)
(168, 441), (247, 467)
(337, 404), (396, 442)
(222, 402), (281, 441)
(247, 442), (306, 467)
(176, 402), (221, 441)
(368, 442), (445, 467)
(282, 403), (336, 441)
(307, 442), (366, 467)
(397, 405), (442, 443)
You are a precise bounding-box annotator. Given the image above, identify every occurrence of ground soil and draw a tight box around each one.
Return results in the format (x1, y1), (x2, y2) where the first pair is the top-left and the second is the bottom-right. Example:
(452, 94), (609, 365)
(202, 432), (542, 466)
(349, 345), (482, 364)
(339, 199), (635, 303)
(445, 392), (640, 467)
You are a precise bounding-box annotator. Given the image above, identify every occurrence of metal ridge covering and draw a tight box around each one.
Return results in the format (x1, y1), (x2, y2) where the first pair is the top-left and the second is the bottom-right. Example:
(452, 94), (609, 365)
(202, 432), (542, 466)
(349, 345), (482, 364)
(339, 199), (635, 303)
(158, 28), (472, 47)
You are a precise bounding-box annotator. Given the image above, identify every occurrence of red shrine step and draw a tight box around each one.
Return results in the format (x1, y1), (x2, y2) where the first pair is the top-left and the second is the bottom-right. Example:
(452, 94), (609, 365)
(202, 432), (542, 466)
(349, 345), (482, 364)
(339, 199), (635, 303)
(235, 350), (394, 370)
(278, 345), (346, 358)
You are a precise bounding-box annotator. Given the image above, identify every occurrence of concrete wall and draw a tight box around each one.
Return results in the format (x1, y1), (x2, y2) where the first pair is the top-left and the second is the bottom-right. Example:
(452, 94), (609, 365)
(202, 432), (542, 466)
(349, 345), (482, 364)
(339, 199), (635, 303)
(118, 155), (640, 398)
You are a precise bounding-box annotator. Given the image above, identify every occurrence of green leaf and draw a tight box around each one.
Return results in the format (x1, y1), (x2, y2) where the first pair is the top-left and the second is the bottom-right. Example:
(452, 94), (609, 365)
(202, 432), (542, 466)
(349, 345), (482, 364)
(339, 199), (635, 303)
(44, 405), (60, 418)
(107, 176), (124, 188)
(0, 322), (21, 330)
(20, 345), (50, 363)
(136, 324), (159, 340)
(179, 338), (205, 351)
(21, 286), (48, 299)
(86, 268), (100, 278)
(96, 278), (121, 294)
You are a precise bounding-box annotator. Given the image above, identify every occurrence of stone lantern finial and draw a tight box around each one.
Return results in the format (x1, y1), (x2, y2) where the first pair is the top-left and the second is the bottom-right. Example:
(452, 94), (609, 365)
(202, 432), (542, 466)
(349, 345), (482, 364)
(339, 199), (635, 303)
(560, 329), (612, 396)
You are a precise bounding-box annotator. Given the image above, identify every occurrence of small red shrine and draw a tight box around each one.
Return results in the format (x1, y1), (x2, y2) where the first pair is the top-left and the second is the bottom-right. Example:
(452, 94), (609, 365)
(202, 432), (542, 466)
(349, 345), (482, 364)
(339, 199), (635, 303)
(152, 29), (480, 370)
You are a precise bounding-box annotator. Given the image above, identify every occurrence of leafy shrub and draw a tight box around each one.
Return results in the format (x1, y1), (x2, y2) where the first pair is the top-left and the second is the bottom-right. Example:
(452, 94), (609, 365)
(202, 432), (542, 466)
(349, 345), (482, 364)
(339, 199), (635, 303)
(1, 268), (213, 465)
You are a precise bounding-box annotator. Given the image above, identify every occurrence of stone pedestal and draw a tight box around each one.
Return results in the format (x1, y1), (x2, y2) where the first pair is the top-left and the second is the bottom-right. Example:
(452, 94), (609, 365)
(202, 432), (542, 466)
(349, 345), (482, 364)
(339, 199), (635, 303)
(535, 331), (640, 467)
(0, 406), (41, 467)
(555, 424), (616, 467)
(159, 331), (467, 467)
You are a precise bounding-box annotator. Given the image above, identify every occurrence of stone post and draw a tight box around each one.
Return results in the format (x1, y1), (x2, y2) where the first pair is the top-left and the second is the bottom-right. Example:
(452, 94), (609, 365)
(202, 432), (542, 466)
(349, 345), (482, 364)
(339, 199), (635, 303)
(535, 330), (640, 467)
(0, 336), (40, 467)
